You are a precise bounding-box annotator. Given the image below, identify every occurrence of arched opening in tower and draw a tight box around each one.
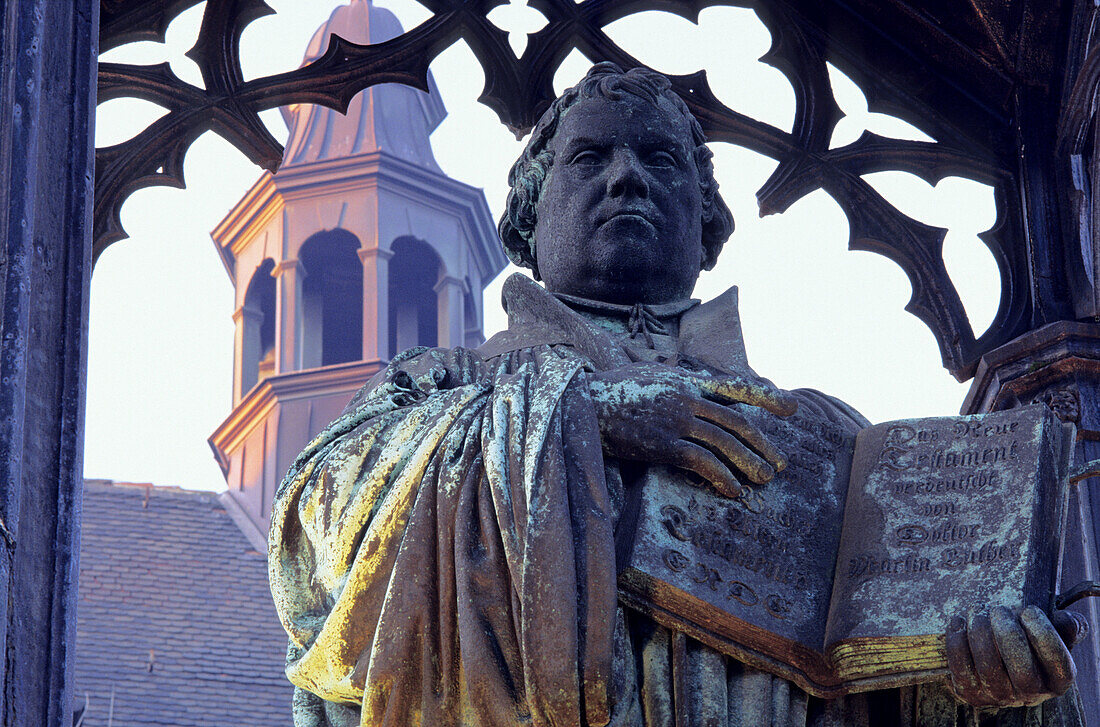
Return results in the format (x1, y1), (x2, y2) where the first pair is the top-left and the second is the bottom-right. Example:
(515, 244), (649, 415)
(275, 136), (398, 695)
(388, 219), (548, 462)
(300, 229), (365, 368)
(388, 236), (442, 356)
(242, 258), (276, 393)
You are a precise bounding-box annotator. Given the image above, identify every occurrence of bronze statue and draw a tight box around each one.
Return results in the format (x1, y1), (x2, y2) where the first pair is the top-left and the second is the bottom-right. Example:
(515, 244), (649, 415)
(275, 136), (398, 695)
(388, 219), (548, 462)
(270, 63), (1085, 726)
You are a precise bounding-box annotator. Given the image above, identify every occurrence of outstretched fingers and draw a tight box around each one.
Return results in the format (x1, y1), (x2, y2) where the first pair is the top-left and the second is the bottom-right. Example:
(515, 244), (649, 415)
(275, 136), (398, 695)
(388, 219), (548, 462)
(1020, 606), (1076, 697)
(696, 376), (798, 417)
(990, 606), (1045, 702)
(946, 607), (1077, 709)
(946, 616), (995, 707)
(693, 399), (788, 474)
(966, 612), (1016, 705)
(670, 441), (744, 499)
(683, 418), (773, 485)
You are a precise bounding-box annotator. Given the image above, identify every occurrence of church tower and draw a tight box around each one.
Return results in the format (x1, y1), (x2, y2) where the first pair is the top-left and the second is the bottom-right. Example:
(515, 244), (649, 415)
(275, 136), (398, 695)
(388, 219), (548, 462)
(208, 0), (507, 538)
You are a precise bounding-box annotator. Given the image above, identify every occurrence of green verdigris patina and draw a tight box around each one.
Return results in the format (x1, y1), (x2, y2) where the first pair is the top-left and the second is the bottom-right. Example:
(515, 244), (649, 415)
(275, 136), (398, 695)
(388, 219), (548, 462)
(269, 63), (1085, 727)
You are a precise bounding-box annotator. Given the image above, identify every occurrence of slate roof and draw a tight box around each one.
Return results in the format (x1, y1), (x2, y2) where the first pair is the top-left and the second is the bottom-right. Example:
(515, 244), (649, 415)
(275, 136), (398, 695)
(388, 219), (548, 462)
(74, 481), (293, 726)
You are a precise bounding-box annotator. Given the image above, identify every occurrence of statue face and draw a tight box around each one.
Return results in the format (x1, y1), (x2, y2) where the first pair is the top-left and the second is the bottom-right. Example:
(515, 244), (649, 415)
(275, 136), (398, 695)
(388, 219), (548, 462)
(533, 95), (704, 305)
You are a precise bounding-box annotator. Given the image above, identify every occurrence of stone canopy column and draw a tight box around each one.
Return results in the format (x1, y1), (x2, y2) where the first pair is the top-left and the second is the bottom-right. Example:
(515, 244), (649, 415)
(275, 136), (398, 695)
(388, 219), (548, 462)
(963, 321), (1100, 719)
(273, 259), (304, 374)
(435, 275), (468, 349)
(359, 248), (393, 361)
(233, 304), (264, 402)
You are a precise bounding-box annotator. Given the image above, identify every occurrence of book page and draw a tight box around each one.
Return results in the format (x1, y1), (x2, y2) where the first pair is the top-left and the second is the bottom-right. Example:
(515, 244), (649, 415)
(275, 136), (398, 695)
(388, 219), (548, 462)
(825, 406), (1059, 656)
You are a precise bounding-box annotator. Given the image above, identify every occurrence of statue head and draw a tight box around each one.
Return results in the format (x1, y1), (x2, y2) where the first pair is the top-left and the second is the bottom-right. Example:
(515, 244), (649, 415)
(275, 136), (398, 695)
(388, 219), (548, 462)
(498, 62), (735, 304)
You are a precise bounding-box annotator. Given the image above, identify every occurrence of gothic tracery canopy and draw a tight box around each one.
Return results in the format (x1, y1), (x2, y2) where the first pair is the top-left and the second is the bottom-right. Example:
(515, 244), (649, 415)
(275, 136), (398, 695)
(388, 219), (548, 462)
(96, 0), (1081, 380)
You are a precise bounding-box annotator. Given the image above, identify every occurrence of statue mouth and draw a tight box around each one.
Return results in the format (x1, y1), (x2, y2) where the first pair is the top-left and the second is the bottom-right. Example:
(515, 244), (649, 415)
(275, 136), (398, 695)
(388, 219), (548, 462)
(600, 208), (658, 228)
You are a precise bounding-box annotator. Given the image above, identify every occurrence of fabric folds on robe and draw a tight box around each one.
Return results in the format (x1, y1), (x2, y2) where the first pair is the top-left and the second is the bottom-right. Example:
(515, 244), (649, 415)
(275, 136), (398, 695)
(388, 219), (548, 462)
(271, 342), (647, 727)
(269, 274), (1085, 727)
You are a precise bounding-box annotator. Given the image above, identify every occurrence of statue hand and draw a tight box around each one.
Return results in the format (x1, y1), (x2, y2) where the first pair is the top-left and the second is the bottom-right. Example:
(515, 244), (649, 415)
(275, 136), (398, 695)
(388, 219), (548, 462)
(945, 606), (1087, 708)
(588, 365), (797, 497)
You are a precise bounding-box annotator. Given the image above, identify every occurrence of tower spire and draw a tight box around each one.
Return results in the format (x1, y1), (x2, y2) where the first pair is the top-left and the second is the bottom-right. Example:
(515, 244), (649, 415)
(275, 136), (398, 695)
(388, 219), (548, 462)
(208, 2), (506, 536)
(281, 0), (446, 170)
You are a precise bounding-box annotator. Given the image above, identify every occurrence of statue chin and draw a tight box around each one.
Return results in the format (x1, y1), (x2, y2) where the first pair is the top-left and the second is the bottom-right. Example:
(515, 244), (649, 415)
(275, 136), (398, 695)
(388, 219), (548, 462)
(550, 268), (693, 306)
(549, 246), (698, 306)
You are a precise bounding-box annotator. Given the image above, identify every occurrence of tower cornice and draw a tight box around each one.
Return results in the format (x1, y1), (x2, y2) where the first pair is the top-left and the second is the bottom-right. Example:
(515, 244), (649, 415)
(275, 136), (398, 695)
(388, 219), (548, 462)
(208, 359), (384, 476)
(210, 173), (283, 285)
(271, 150), (505, 279)
(209, 150), (507, 286)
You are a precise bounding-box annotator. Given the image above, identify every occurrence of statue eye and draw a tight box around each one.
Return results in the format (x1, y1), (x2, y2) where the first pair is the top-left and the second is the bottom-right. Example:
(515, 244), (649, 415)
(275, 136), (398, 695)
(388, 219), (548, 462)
(569, 150), (603, 165)
(647, 152), (677, 168)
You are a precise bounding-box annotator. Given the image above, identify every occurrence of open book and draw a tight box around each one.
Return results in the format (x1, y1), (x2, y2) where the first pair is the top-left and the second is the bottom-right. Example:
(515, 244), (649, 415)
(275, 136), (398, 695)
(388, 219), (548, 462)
(617, 404), (1074, 698)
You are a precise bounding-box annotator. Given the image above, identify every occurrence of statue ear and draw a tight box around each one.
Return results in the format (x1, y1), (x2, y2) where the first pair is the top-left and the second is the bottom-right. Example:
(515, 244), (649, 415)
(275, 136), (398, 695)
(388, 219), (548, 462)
(498, 200), (542, 278)
(700, 241), (718, 271)
(700, 195), (734, 271)
(521, 231), (541, 280)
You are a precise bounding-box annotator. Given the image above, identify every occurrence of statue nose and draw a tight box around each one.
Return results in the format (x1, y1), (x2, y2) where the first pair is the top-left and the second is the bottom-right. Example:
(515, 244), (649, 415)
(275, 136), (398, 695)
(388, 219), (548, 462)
(606, 152), (649, 199)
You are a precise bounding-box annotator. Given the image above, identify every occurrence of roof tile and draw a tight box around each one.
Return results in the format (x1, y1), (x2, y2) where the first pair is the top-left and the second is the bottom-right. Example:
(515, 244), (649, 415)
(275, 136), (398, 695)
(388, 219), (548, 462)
(74, 482), (294, 726)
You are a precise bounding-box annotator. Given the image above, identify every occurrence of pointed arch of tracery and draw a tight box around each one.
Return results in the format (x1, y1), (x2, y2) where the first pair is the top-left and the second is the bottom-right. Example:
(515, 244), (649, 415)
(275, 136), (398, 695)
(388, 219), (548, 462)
(95, 0), (1044, 379)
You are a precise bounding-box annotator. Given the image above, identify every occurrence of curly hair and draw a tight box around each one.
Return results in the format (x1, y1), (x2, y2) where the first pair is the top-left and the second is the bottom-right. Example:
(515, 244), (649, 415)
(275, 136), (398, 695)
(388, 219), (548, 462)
(498, 62), (735, 279)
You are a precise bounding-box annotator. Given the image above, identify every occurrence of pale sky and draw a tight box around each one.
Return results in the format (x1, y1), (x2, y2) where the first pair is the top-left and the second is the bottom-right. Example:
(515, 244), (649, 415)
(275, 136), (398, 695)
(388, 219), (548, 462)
(85, 0), (999, 491)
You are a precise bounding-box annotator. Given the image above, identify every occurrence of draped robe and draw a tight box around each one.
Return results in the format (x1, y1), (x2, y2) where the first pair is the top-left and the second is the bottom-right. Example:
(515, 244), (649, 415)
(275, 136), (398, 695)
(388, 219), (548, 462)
(269, 274), (1083, 727)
